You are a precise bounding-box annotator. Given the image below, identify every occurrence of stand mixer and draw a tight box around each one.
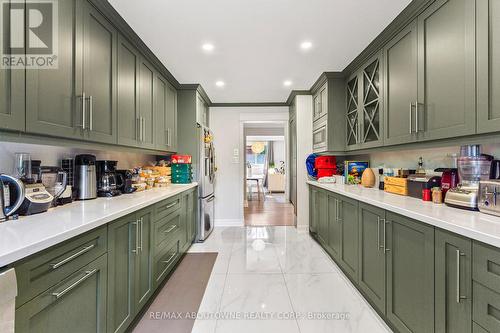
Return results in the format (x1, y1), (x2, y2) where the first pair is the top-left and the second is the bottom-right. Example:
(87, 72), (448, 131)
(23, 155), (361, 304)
(445, 145), (493, 210)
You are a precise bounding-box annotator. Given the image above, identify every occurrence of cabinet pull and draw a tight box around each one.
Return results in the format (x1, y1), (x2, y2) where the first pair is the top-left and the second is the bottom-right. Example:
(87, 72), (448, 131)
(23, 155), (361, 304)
(163, 252), (176, 264)
(166, 201), (177, 209)
(142, 117), (146, 142)
(52, 269), (97, 299)
(456, 250), (466, 303)
(89, 95), (93, 131)
(383, 219), (390, 253)
(377, 217), (381, 251)
(415, 101), (419, 133)
(77, 93), (86, 129)
(409, 103), (414, 134)
(50, 244), (95, 269)
(138, 218), (143, 252)
(132, 221), (139, 254)
(164, 225), (177, 234)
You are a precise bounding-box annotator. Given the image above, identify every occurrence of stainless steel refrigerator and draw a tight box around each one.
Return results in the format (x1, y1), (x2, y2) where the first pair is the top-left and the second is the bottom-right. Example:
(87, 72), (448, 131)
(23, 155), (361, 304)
(196, 125), (216, 241)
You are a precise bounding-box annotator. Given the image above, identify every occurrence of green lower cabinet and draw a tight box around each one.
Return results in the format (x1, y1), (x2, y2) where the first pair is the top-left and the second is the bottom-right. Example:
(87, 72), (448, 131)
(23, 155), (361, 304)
(135, 207), (154, 312)
(309, 188), (318, 235)
(107, 214), (137, 333)
(472, 322), (489, 333)
(338, 195), (359, 281)
(316, 190), (329, 247)
(15, 254), (107, 333)
(185, 189), (197, 246)
(327, 194), (341, 260)
(435, 229), (472, 333)
(386, 212), (435, 333)
(358, 203), (386, 314)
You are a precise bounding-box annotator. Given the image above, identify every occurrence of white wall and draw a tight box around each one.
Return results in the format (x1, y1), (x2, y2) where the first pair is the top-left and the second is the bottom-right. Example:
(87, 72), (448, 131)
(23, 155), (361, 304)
(295, 95), (313, 230)
(210, 106), (289, 226)
(273, 140), (285, 165)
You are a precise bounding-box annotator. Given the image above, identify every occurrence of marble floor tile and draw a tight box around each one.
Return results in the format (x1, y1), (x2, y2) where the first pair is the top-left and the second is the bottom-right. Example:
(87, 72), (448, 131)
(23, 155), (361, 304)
(228, 244), (282, 274)
(191, 273), (226, 333)
(215, 319), (300, 333)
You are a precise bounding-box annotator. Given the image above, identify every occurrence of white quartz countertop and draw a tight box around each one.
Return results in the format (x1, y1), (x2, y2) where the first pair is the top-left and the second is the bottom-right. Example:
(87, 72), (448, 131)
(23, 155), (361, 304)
(308, 180), (500, 248)
(0, 183), (198, 266)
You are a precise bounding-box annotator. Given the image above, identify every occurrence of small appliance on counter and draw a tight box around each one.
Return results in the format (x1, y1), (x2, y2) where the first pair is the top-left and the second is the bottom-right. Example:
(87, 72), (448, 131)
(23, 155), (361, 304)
(0, 174), (25, 222)
(435, 168), (459, 199)
(490, 160), (500, 180)
(116, 170), (136, 194)
(445, 145), (493, 210)
(17, 182), (53, 215)
(74, 154), (97, 200)
(96, 160), (122, 197)
(40, 166), (68, 207)
(407, 174), (442, 200)
(478, 180), (500, 216)
(59, 158), (74, 205)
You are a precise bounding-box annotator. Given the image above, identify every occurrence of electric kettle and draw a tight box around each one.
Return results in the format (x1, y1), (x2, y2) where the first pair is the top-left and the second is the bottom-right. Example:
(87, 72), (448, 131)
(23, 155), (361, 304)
(0, 174), (25, 222)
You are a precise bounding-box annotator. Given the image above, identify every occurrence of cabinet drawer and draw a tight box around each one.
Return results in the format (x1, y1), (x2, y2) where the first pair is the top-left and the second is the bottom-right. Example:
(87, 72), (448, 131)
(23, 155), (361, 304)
(154, 211), (182, 254)
(154, 195), (182, 221)
(154, 239), (180, 285)
(473, 282), (500, 332)
(473, 241), (500, 292)
(15, 227), (107, 307)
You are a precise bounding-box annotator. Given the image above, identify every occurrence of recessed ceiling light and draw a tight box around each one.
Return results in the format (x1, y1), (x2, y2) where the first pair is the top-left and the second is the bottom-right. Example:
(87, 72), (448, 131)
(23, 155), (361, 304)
(283, 80), (292, 87)
(202, 43), (215, 52)
(216, 81), (225, 87)
(300, 41), (313, 50)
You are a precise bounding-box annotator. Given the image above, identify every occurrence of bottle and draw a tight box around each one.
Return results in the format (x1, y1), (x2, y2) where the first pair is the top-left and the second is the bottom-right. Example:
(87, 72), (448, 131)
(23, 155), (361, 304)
(378, 169), (385, 190)
(416, 157), (425, 175)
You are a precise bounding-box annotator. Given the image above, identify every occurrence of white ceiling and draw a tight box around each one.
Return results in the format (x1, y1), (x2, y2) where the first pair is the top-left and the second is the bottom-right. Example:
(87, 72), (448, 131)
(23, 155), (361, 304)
(108, 0), (411, 103)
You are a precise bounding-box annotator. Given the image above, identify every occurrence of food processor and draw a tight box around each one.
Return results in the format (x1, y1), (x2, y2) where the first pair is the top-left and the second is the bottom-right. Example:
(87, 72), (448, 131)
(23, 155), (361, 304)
(445, 145), (493, 210)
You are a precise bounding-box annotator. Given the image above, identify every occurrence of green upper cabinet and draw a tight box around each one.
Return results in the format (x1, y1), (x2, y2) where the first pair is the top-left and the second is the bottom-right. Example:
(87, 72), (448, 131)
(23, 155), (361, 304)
(196, 93), (209, 127)
(346, 53), (384, 151)
(117, 36), (140, 147)
(383, 20), (418, 146)
(16, 255), (107, 333)
(358, 203), (386, 315)
(312, 84), (327, 122)
(138, 59), (156, 149)
(0, 0), (25, 132)
(477, 0), (500, 133)
(76, 0), (118, 144)
(417, 0), (476, 141)
(435, 229), (472, 333)
(338, 195), (359, 281)
(26, 0), (79, 139)
(385, 212), (435, 333)
(155, 73), (177, 152)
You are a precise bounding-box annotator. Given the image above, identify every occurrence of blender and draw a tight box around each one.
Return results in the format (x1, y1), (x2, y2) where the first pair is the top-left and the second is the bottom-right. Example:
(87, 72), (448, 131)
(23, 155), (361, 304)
(445, 145), (493, 210)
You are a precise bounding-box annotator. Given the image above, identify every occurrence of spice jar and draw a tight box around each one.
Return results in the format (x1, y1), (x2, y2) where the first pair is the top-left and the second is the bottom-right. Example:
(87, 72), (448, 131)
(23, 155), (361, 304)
(432, 187), (443, 204)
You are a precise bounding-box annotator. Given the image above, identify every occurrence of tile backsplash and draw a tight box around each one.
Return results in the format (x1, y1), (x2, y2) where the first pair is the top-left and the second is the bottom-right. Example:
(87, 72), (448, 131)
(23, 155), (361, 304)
(0, 142), (158, 174)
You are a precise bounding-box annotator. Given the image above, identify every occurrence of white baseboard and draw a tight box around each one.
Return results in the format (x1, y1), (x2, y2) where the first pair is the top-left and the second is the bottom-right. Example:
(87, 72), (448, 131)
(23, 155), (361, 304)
(214, 219), (244, 227)
(296, 224), (309, 233)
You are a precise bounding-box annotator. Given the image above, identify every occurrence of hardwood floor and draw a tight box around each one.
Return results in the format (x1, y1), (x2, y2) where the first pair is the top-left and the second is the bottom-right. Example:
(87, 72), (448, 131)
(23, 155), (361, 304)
(244, 193), (296, 226)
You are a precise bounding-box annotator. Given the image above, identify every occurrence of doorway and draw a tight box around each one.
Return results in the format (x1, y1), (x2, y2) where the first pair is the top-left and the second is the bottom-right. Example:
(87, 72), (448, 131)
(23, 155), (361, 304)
(243, 122), (295, 227)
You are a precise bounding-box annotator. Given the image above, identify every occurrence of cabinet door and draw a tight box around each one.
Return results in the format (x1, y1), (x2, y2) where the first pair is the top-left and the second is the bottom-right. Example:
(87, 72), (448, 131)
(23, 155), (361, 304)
(327, 194), (341, 260)
(138, 59), (155, 149)
(477, 0), (500, 133)
(309, 187), (318, 234)
(26, 0), (80, 139)
(196, 94), (208, 126)
(186, 190), (197, 245)
(312, 119), (328, 153)
(117, 36), (140, 147)
(359, 53), (383, 149)
(339, 196), (359, 281)
(435, 229), (472, 333)
(346, 75), (360, 149)
(313, 83), (327, 122)
(386, 212), (435, 333)
(417, 0), (476, 141)
(316, 189), (328, 246)
(0, 0), (25, 131)
(16, 255), (107, 333)
(383, 21), (418, 146)
(155, 74), (177, 152)
(78, 0), (118, 144)
(135, 207), (153, 312)
(358, 203), (386, 314)
(107, 215), (137, 333)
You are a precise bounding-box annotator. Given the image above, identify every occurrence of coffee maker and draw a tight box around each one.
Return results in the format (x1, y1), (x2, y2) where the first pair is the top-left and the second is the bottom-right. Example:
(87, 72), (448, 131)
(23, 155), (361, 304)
(96, 160), (122, 197)
(445, 145), (493, 210)
(116, 169), (136, 194)
(74, 154), (97, 200)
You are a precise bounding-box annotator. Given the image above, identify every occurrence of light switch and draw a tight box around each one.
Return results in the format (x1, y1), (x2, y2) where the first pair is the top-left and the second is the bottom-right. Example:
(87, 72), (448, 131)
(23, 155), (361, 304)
(233, 148), (239, 157)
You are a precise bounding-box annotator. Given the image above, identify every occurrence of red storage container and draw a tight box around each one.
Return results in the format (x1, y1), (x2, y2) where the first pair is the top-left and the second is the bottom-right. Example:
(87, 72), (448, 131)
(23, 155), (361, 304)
(171, 155), (192, 164)
(315, 156), (336, 169)
(317, 168), (336, 179)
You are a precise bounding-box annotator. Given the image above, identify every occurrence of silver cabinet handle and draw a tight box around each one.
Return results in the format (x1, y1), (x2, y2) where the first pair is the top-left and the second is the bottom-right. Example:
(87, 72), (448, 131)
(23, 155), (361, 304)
(138, 218), (143, 252)
(52, 269), (97, 299)
(132, 221), (139, 254)
(456, 250), (466, 303)
(89, 96), (93, 131)
(415, 101), (420, 133)
(377, 217), (381, 251)
(166, 202), (177, 209)
(383, 219), (390, 253)
(409, 103), (412, 134)
(50, 244), (95, 269)
(142, 117), (146, 142)
(164, 225), (177, 233)
(162, 252), (176, 264)
(77, 93), (86, 129)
